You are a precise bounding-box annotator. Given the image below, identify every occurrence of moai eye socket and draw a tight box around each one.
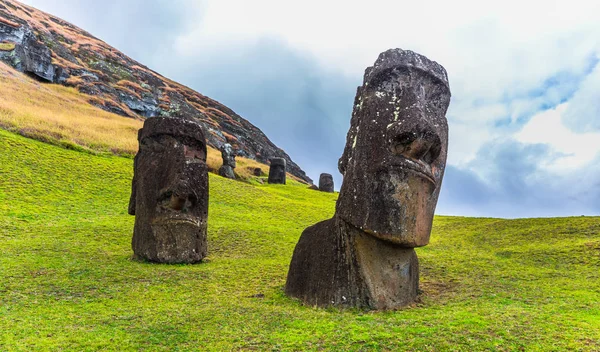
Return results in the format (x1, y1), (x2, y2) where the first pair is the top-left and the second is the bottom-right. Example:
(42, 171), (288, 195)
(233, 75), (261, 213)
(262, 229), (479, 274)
(141, 135), (172, 152)
(390, 128), (441, 165)
(391, 132), (417, 155)
(183, 137), (207, 162)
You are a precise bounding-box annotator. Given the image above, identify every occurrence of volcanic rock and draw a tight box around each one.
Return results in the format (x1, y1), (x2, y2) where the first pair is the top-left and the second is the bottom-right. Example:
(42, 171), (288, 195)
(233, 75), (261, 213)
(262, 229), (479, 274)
(129, 116), (209, 263)
(218, 143), (236, 179)
(318, 173), (334, 192)
(268, 157), (286, 184)
(285, 48), (451, 309)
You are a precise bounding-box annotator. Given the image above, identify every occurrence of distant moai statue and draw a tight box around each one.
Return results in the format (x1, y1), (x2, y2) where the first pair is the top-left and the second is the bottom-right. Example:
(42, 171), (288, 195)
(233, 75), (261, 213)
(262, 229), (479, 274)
(128, 116), (209, 264)
(318, 173), (334, 192)
(286, 49), (451, 309)
(268, 157), (286, 184)
(218, 143), (236, 179)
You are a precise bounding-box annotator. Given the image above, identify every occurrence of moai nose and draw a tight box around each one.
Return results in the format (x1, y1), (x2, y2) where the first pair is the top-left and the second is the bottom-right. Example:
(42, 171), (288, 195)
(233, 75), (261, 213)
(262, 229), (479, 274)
(159, 188), (197, 212)
(169, 193), (186, 211)
(388, 117), (441, 165)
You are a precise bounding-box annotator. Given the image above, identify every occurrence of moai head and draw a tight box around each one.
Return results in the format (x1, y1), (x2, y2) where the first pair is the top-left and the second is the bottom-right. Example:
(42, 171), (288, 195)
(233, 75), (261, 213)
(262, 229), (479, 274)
(218, 143), (236, 179)
(128, 116), (209, 263)
(318, 173), (334, 193)
(220, 143), (236, 168)
(336, 49), (451, 247)
(268, 157), (286, 184)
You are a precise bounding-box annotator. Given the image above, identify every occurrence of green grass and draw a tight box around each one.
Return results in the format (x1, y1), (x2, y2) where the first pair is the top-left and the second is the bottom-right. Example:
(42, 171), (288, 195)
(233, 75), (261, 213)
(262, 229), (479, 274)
(1, 128), (599, 351)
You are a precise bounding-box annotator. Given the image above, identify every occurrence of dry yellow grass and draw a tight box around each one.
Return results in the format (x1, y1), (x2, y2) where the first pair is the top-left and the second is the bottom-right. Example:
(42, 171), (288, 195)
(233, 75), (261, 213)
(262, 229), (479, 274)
(0, 62), (302, 182)
(206, 148), (274, 180)
(0, 62), (141, 156)
(0, 42), (16, 51)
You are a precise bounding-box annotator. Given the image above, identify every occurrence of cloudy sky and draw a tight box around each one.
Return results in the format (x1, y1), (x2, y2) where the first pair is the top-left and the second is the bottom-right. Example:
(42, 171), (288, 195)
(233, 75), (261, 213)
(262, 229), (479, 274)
(21, 0), (600, 218)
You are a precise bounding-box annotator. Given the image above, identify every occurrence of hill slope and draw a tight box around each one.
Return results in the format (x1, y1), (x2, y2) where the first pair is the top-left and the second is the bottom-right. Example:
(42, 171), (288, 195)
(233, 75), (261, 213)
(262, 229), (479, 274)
(0, 0), (311, 183)
(0, 60), (304, 183)
(1, 129), (599, 350)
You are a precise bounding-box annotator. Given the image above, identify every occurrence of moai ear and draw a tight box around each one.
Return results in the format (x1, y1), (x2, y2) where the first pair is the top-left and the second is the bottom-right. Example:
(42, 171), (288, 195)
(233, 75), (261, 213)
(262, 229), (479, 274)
(128, 154), (138, 215)
(127, 128), (144, 216)
(338, 86), (363, 175)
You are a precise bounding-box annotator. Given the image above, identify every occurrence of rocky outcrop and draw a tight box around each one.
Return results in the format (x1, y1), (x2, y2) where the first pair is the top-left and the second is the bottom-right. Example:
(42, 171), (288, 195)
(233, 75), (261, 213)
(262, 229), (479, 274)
(0, 0), (312, 183)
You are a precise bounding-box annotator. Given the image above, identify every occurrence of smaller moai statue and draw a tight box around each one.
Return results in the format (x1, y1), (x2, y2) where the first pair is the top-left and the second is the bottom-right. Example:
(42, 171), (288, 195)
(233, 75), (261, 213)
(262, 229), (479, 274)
(268, 157), (286, 184)
(318, 173), (334, 192)
(218, 143), (236, 179)
(128, 116), (209, 264)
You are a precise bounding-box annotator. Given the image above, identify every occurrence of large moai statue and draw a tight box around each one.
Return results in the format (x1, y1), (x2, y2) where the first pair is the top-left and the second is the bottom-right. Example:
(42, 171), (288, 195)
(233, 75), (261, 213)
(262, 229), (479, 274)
(285, 49), (451, 309)
(318, 173), (334, 192)
(128, 116), (209, 263)
(268, 157), (286, 184)
(218, 143), (236, 179)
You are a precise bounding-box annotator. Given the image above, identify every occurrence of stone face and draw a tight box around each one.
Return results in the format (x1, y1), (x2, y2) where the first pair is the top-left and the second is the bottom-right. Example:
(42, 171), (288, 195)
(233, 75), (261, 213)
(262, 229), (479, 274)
(128, 116), (209, 263)
(286, 49), (451, 309)
(220, 143), (236, 167)
(268, 157), (286, 184)
(337, 48), (450, 247)
(318, 173), (334, 192)
(218, 143), (236, 179)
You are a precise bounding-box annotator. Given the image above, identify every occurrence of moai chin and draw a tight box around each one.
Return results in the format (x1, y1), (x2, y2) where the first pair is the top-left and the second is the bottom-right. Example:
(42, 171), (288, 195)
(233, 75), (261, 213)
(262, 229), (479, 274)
(128, 116), (209, 263)
(218, 143), (236, 179)
(318, 173), (334, 193)
(285, 49), (451, 310)
(268, 157), (286, 184)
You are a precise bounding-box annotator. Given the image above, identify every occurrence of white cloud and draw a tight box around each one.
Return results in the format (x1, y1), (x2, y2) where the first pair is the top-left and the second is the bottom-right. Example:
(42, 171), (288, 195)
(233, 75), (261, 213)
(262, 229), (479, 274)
(562, 61), (600, 132)
(516, 103), (600, 171)
(174, 0), (600, 172)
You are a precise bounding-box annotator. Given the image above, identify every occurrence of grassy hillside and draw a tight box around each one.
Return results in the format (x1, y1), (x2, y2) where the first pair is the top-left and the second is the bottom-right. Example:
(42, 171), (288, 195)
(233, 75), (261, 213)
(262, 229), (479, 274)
(0, 61), (300, 182)
(0, 0), (311, 182)
(1, 128), (599, 350)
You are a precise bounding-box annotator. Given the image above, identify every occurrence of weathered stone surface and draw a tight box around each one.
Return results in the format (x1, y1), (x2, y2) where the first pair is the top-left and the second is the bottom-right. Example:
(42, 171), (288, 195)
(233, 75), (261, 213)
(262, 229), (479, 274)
(286, 218), (419, 309)
(286, 49), (451, 309)
(0, 0), (313, 184)
(128, 116), (209, 263)
(220, 143), (236, 167)
(318, 173), (334, 192)
(252, 167), (263, 176)
(218, 165), (235, 179)
(268, 157), (286, 184)
(218, 143), (236, 179)
(0, 19), (61, 82)
(308, 185), (319, 191)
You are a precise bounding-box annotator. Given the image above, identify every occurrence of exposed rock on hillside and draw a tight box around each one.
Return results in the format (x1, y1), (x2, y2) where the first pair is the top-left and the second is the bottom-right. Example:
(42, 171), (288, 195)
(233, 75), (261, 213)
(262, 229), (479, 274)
(0, 0), (311, 183)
